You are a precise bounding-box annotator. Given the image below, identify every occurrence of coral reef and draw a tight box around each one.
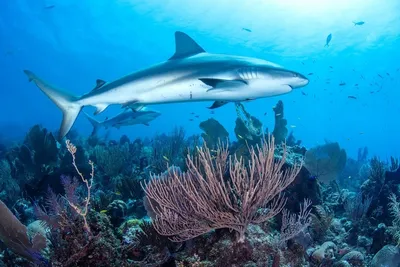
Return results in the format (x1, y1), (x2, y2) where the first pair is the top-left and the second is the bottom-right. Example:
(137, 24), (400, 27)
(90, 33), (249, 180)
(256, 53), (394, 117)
(304, 142), (347, 184)
(0, 100), (399, 267)
(199, 118), (229, 148)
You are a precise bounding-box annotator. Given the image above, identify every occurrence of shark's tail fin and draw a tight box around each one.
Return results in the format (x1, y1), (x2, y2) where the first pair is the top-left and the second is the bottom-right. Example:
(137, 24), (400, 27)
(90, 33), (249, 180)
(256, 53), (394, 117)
(23, 70), (82, 140)
(83, 112), (101, 136)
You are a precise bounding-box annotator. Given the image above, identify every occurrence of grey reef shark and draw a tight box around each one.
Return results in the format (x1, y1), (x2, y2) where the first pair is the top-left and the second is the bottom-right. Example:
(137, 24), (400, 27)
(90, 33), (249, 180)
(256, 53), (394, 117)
(24, 31), (308, 140)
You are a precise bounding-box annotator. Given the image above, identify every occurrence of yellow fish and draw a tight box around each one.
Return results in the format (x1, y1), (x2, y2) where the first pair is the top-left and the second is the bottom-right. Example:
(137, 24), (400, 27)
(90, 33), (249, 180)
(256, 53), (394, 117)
(115, 191), (121, 196)
(163, 156), (169, 161)
(100, 210), (108, 214)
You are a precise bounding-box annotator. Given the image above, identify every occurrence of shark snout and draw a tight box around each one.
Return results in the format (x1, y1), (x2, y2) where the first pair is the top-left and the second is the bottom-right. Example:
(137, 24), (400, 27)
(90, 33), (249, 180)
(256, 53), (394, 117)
(290, 72), (309, 89)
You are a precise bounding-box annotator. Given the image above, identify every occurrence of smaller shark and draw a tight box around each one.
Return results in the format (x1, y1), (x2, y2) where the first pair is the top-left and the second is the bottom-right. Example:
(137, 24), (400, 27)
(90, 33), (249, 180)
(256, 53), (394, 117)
(84, 108), (160, 135)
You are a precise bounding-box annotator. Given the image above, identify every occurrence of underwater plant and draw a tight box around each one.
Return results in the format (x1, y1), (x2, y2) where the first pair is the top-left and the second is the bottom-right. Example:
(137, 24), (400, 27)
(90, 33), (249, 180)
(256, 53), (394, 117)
(272, 100), (288, 144)
(143, 135), (301, 243)
(304, 142), (347, 184)
(151, 126), (187, 173)
(93, 142), (130, 178)
(234, 102), (263, 145)
(0, 199), (47, 265)
(199, 118), (229, 148)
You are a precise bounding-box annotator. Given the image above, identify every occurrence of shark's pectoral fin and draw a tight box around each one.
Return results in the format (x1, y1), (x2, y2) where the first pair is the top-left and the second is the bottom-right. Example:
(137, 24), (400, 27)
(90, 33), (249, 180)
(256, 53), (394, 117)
(169, 31), (205, 60)
(93, 104), (108, 115)
(143, 123), (150, 126)
(92, 79), (106, 91)
(208, 101), (230, 109)
(199, 78), (248, 92)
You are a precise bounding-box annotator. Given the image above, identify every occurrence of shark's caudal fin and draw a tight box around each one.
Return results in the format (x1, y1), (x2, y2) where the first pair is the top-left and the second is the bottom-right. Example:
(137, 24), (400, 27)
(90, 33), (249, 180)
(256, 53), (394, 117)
(169, 31), (205, 60)
(23, 70), (82, 140)
(83, 112), (101, 136)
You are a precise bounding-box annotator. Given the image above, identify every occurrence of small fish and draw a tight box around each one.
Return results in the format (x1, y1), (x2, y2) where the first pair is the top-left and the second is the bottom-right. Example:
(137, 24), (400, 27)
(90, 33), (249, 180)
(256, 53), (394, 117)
(308, 73), (313, 75)
(301, 62), (305, 65)
(210, 111), (215, 114)
(44, 5), (55, 9)
(348, 95), (357, 99)
(361, 75), (365, 79)
(264, 112), (267, 116)
(354, 84), (358, 86)
(325, 33), (332, 47)
(290, 125), (296, 128)
(242, 28), (252, 32)
(329, 66), (333, 69)
(189, 119), (193, 121)
(386, 72), (390, 76)
(359, 132), (364, 135)
(237, 134), (244, 139)
(378, 74), (383, 79)
(195, 115), (199, 118)
(353, 21), (365, 26)
(275, 113), (282, 116)
(339, 82), (346, 86)
(348, 176), (352, 179)
(301, 91), (307, 96)
(190, 112), (195, 114)
(163, 156), (169, 161)
(115, 191), (121, 196)
(100, 210), (108, 214)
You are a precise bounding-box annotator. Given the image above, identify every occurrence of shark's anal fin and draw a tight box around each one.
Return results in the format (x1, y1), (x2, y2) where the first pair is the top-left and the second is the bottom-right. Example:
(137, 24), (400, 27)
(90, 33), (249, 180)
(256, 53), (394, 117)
(169, 31), (205, 60)
(199, 78), (248, 92)
(208, 101), (229, 109)
(92, 79), (106, 91)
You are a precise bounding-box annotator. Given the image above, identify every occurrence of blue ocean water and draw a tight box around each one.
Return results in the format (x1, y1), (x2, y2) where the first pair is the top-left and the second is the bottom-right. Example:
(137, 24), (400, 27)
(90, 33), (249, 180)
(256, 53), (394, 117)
(0, 0), (399, 158)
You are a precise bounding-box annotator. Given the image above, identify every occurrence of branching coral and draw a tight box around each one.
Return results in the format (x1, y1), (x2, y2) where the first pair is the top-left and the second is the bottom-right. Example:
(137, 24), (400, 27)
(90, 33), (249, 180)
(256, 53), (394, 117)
(272, 199), (312, 249)
(344, 193), (373, 224)
(151, 126), (187, 173)
(0, 159), (20, 205)
(143, 135), (301, 242)
(93, 142), (129, 177)
(388, 193), (400, 245)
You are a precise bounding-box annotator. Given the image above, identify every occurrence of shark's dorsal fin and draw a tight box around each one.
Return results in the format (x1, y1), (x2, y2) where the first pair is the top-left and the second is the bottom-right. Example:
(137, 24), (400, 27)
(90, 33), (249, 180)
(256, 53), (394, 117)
(92, 79), (106, 91)
(169, 31), (205, 60)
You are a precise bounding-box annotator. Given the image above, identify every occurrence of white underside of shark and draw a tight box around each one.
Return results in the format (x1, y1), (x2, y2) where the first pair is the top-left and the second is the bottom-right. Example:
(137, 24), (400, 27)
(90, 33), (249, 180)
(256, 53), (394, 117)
(23, 31), (308, 139)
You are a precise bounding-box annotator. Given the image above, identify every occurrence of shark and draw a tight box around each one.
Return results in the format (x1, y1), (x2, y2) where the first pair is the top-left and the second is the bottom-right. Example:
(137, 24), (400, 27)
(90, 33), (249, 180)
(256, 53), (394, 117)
(84, 108), (161, 136)
(23, 31), (309, 140)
